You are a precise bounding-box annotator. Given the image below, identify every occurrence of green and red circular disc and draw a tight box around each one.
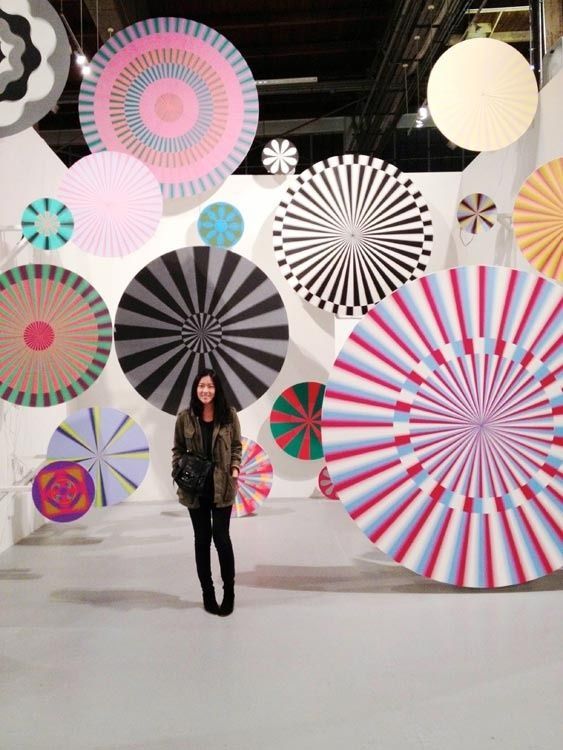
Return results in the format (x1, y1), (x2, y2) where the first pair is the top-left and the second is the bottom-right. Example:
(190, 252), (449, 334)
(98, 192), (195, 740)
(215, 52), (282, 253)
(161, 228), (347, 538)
(270, 381), (325, 460)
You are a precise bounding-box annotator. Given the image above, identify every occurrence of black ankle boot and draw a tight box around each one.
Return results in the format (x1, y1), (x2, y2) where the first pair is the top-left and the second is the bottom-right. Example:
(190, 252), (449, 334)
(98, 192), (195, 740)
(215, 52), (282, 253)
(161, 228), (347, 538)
(202, 588), (219, 614)
(219, 585), (234, 617)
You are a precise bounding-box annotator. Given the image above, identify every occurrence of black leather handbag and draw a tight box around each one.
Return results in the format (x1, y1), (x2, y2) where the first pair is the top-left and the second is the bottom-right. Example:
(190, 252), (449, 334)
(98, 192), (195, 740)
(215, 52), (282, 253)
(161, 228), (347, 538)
(173, 451), (213, 493)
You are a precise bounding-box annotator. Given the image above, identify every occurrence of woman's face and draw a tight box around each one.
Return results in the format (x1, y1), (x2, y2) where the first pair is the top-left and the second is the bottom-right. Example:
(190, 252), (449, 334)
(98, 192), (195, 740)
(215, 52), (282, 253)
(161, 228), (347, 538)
(196, 375), (216, 405)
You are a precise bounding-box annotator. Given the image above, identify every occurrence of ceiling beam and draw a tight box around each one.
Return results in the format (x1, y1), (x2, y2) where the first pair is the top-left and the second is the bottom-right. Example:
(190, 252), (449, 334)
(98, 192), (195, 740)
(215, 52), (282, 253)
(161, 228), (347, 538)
(544, 0), (563, 50)
(38, 115), (352, 149)
(83, 0), (149, 43)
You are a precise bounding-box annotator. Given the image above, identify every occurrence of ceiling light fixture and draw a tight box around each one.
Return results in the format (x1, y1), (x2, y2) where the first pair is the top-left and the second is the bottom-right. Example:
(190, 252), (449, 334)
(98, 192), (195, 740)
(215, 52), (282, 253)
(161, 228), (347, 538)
(255, 76), (318, 86)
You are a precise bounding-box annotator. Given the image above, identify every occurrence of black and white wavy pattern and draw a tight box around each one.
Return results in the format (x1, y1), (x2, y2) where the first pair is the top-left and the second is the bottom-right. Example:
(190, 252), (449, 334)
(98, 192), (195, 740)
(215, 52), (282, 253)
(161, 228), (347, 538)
(0, 0), (70, 137)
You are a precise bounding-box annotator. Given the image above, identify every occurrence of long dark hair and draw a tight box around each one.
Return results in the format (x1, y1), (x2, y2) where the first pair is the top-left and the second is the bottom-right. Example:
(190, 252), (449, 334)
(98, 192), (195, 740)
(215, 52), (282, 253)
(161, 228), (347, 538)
(190, 369), (232, 425)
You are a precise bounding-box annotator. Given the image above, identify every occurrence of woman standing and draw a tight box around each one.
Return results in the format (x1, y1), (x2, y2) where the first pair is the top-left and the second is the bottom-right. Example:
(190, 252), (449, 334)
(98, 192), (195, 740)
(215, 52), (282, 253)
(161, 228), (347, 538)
(172, 369), (242, 616)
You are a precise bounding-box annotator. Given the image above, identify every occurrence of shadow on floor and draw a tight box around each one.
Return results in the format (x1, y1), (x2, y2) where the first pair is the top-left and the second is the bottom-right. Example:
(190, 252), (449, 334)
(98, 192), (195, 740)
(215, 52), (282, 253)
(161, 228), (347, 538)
(237, 564), (563, 594)
(0, 568), (42, 580)
(248, 506), (295, 517)
(50, 588), (197, 610)
(161, 507), (296, 519)
(17, 535), (104, 546)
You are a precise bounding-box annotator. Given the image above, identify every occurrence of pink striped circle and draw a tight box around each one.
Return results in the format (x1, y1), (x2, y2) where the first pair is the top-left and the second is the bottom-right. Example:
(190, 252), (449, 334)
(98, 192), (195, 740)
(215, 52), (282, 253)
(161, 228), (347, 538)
(323, 265), (562, 588)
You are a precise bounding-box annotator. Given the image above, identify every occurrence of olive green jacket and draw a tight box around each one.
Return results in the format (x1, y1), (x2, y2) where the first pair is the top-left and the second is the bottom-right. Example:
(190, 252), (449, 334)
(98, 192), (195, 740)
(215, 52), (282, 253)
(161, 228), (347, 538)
(172, 407), (242, 509)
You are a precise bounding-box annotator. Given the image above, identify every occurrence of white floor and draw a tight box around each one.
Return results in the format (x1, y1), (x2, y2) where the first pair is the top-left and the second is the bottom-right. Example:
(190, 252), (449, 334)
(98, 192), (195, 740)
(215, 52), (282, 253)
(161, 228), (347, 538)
(0, 496), (561, 750)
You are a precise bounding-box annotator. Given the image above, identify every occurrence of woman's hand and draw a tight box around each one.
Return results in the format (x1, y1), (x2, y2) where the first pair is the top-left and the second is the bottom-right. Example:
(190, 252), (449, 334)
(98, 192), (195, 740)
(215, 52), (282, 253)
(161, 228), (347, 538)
(231, 467), (240, 480)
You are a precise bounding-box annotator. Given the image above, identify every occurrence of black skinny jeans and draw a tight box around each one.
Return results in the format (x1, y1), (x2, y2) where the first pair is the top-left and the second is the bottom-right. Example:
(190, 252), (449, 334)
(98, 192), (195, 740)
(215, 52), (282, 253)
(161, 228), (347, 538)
(188, 494), (235, 592)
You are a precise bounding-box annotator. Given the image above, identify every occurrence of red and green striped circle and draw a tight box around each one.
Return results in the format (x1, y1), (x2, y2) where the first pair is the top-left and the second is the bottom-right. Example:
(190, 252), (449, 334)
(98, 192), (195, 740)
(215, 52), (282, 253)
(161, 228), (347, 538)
(0, 264), (112, 406)
(270, 381), (325, 460)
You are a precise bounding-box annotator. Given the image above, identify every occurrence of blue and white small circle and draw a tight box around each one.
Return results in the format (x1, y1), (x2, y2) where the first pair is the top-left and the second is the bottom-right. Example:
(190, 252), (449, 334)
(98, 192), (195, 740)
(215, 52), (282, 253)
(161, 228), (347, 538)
(197, 202), (244, 248)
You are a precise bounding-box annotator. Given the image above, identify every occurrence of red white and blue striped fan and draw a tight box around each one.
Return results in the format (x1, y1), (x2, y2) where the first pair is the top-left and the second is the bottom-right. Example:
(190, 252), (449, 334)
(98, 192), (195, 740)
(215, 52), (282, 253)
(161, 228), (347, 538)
(322, 265), (562, 588)
(233, 437), (273, 517)
(457, 193), (497, 234)
(47, 407), (150, 507)
(78, 17), (258, 199)
(273, 154), (433, 316)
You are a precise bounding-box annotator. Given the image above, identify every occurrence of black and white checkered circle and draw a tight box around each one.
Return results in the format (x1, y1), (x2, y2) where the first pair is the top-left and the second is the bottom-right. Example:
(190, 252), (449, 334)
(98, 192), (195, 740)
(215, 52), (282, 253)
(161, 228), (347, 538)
(273, 154), (434, 316)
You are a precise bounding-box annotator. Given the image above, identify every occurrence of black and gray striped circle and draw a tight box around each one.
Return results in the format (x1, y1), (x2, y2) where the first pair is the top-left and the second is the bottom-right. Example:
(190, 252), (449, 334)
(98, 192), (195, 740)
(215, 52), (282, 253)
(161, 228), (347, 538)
(114, 247), (289, 414)
(273, 154), (434, 316)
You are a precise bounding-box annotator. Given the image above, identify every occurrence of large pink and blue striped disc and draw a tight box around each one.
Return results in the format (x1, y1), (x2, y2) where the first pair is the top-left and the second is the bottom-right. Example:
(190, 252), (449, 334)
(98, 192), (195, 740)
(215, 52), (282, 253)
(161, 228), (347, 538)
(233, 437), (273, 518)
(79, 18), (259, 199)
(322, 265), (562, 588)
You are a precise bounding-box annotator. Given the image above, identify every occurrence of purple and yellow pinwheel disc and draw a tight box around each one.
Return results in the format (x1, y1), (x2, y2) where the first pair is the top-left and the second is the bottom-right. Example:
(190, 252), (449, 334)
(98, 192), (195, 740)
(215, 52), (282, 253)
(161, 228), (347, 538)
(323, 265), (562, 588)
(79, 17), (259, 199)
(457, 193), (497, 234)
(0, 265), (112, 407)
(233, 437), (273, 518)
(47, 407), (150, 507)
(513, 157), (563, 282)
(32, 461), (95, 523)
(271, 382), (325, 460)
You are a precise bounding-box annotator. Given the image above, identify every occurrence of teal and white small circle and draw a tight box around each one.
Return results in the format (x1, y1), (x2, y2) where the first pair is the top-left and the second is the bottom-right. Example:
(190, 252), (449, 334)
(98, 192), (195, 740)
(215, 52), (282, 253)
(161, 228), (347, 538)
(197, 202), (244, 248)
(21, 198), (74, 251)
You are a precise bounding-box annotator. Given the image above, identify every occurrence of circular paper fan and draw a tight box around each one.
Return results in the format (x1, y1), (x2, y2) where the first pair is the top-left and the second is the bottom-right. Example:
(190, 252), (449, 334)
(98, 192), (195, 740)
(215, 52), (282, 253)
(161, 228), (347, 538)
(233, 436), (273, 517)
(323, 265), (562, 588)
(513, 157), (563, 282)
(428, 38), (538, 152)
(197, 202), (244, 247)
(47, 407), (150, 507)
(457, 194), (497, 234)
(262, 139), (299, 174)
(58, 151), (163, 257)
(271, 382), (325, 460)
(32, 461), (95, 523)
(318, 465), (339, 501)
(21, 198), (74, 250)
(114, 246), (289, 414)
(0, 0), (70, 137)
(0, 264), (112, 407)
(273, 154), (433, 316)
(79, 17), (259, 198)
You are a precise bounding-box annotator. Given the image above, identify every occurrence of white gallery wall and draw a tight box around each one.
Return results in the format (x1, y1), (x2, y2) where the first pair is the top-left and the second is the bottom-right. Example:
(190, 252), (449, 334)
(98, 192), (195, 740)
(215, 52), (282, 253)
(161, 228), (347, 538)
(0, 68), (561, 552)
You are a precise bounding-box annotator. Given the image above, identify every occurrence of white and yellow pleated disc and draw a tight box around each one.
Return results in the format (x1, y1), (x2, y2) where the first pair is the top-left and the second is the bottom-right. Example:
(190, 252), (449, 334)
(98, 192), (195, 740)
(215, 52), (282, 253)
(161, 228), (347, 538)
(513, 157), (563, 282)
(428, 38), (538, 152)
